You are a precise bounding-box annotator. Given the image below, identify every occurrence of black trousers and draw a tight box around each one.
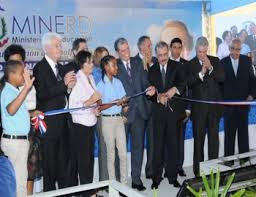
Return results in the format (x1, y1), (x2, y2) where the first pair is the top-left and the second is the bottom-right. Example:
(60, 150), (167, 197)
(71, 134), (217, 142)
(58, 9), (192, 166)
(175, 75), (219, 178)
(152, 110), (178, 183)
(192, 112), (220, 176)
(41, 115), (70, 192)
(70, 123), (95, 197)
(224, 107), (249, 157)
(177, 118), (187, 171)
(145, 117), (154, 177)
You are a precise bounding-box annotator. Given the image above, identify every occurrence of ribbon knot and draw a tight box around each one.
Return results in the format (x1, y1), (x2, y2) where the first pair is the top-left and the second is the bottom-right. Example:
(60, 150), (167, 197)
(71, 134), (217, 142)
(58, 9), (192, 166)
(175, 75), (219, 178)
(31, 113), (47, 134)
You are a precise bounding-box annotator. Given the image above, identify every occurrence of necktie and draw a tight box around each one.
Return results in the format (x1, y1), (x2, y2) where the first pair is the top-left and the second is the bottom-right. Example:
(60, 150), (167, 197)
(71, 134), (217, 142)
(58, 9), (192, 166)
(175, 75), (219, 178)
(126, 62), (131, 78)
(161, 65), (166, 88)
(55, 64), (62, 81)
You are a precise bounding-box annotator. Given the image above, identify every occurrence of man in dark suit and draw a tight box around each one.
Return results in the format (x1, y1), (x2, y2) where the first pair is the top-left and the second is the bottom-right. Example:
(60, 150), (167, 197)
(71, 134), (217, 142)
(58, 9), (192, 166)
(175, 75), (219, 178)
(114, 37), (155, 191)
(33, 32), (76, 192)
(169, 37), (189, 177)
(149, 41), (187, 189)
(134, 35), (158, 179)
(221, 39), (255, 162)
(62, 38), (88, 75)
(188, 37), (224, 177)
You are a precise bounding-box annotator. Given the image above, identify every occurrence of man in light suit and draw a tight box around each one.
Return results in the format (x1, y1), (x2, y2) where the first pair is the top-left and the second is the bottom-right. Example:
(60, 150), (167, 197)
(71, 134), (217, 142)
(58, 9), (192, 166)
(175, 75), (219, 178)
(221, 39), (256, 164)
(33, 32), (76, 192)
(114, 37), (155, 191)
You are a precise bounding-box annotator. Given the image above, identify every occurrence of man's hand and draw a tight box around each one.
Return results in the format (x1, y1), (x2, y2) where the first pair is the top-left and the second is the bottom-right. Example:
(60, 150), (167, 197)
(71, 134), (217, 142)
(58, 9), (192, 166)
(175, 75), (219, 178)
(67, 80), (77, 89)
(30, 110), (43, 118)
(64, 71), (76, 86)
(183, 111), (191, 123)
(202, 56), (212, 71)
(94, 107), (101, 116)
(123, 106), (129, 113)
(159, 94), (168, 105)
(166, 87), (178, 99)
(247, 95), (254, 101)
(23, 67), (34, 91)
(146, 86), (156, 96)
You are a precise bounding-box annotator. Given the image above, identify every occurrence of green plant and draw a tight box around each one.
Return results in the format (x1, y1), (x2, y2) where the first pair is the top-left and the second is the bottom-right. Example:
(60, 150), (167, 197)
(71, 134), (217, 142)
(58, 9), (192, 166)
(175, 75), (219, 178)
(187, 169), (245, 197)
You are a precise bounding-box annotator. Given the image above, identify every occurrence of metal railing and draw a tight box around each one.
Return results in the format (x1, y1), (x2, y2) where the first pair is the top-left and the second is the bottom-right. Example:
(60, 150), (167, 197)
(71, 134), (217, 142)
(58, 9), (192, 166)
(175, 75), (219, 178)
(30, 180), (146, 197)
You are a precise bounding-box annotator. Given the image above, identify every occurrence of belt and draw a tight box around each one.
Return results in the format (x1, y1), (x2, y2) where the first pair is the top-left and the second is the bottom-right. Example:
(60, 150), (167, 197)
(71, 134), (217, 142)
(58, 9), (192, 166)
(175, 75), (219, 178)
(102, 113), (121, 117)
(2, 134), (28, 140)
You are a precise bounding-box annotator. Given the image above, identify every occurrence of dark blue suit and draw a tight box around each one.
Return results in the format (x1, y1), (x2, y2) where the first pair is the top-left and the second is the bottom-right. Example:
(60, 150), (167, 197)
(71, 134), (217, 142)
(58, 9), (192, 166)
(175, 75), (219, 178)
(221, 55), (256, 157)
(116, 57), (149, 185)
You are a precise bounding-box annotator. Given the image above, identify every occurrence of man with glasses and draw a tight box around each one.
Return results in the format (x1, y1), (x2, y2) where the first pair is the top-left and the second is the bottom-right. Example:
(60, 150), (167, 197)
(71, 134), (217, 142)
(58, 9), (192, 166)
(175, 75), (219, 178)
(221, 39), (256, 165)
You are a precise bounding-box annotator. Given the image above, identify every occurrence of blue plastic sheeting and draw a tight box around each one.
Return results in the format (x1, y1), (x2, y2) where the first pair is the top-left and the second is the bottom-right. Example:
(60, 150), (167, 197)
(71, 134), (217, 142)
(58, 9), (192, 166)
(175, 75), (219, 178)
(0, 156), (16, 197)
(211, 0), (256, 14)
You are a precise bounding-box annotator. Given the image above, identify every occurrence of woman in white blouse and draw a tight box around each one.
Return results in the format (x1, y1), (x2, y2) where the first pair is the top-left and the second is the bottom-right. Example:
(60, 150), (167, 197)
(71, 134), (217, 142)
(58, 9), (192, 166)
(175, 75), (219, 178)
(69, 50), (101, 197)
(217, 30), (232, 59)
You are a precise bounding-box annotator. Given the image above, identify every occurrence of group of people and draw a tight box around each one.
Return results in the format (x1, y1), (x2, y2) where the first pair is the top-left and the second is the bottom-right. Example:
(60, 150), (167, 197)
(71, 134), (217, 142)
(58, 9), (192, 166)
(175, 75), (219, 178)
(217, 23), (256, 59)
(0, 31), (255, 197)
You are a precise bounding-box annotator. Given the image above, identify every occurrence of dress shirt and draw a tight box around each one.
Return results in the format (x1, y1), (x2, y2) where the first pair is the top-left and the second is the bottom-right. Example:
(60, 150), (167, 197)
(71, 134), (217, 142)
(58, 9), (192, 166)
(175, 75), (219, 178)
(69, 70), (97, 127)
(122, 60), (130, 71)
(230, 57), (239, 76)
(170, 55), (181, 62)
(241, 43), (251, 55)
(45, 55), (57, 76)
(97, 75), (126, 115)
(1, 82), (30, 135)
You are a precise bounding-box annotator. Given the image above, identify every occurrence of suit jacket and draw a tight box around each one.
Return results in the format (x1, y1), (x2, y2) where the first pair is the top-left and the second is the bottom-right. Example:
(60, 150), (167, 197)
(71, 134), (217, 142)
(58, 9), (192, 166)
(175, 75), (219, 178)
(62, 61), (80, 76)
(221, 55), (255, 102)
(148, 59), (187, 120)
(169, 58), (190, 114)
(33, 57), (67, 112)
(133, 54), (158, 116)
(245, 34), (256, 51)
(116, 57), (149, 123)
(188, 55), (224, 118)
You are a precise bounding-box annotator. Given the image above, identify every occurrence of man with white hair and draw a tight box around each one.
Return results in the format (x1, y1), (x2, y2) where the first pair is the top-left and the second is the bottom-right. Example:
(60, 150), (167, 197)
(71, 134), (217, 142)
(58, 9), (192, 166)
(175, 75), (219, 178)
(221, 39), (255, 165)
(188, 36), (224, 177)
(33, 32), (76, 191)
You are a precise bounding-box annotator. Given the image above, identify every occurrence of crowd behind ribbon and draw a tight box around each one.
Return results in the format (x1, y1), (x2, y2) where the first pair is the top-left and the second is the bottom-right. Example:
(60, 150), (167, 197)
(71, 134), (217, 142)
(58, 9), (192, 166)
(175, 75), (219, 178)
(0, 31), (256, 197)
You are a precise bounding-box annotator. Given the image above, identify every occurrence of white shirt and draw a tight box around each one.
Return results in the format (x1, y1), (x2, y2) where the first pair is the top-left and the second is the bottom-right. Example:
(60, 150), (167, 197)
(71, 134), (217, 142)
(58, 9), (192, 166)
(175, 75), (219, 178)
(159, 63), (167, 73)
(217, 42), (230, 59)
(69, 70), (97, 127)
(230, 57), (239, 76)
(122, 59), (131, 71)
(170, 55), (181, 62)
(45, 55), (57, 76)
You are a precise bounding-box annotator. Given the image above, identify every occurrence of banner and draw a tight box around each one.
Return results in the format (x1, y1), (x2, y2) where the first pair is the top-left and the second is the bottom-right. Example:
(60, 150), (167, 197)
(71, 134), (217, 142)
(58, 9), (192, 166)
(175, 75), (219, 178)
(0, 0), (202, 69)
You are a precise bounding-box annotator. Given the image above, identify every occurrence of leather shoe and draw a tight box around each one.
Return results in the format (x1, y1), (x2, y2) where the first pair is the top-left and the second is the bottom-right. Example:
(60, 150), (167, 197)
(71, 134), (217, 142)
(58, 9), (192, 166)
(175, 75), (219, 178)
(151, 181), (160, 189)
(178, 169), (186, 177)
(132, 183), (146, 191)
(168, 179), (181, 188)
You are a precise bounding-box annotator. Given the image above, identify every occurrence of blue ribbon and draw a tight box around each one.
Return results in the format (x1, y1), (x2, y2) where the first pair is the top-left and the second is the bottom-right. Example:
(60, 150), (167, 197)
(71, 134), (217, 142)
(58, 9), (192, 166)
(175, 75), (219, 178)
(173, 96), (256, 106)
(44, 89), (148, 117)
